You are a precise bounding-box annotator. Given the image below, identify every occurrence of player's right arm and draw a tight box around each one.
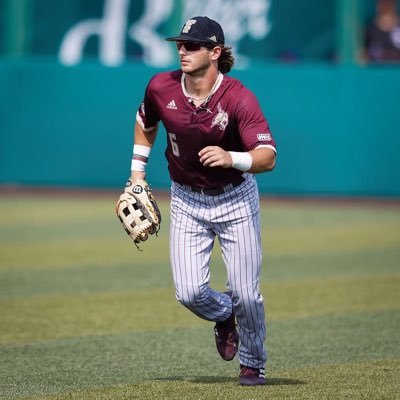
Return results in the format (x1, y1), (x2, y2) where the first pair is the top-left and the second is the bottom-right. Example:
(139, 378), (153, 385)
(131, 75), (162, 182)
(131, 122), (159, 182)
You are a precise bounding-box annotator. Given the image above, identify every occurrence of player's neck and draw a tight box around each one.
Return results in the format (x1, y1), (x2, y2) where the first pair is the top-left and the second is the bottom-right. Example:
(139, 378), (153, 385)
(184, 68), (220, 102)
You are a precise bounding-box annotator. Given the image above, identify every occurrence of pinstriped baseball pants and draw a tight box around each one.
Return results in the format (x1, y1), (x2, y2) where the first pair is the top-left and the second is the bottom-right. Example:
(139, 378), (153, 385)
(169, 174), (267, 369)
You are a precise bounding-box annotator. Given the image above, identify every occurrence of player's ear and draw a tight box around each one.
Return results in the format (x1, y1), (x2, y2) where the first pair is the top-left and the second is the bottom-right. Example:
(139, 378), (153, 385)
(210, 46), (222, 61)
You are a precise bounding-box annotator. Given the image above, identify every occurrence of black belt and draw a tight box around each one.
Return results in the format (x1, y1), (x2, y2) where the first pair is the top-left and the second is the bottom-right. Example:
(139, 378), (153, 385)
(180, 176), (244, 196)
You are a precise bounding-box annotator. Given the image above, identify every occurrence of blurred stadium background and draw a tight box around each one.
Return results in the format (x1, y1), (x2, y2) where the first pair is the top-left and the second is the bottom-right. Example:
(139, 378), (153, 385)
(1, 1), (400, 399)
(0, 0), (399, 196)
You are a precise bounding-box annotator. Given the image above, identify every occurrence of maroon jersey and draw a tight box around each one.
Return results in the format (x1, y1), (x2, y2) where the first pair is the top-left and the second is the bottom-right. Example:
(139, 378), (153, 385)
(137, 70), (276, 188)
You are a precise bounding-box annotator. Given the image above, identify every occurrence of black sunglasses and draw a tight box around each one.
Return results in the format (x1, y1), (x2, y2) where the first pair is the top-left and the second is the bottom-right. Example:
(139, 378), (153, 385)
(176, 41), (214, 52)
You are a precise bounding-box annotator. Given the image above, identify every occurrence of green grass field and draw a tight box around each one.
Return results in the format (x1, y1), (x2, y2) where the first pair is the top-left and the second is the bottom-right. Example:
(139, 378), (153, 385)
(0, 190), (399, 400)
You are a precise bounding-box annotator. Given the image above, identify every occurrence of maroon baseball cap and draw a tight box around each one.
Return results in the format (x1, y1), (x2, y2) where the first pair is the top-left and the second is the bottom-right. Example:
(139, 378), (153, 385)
(165, 16), (225, 46)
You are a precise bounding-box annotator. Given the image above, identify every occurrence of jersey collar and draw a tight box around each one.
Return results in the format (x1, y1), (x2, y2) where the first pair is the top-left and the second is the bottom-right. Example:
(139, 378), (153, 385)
(181, 72), (224, 101)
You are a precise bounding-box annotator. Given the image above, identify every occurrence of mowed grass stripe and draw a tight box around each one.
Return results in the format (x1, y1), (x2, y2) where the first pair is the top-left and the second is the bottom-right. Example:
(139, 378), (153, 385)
(1, 196), (400, 271)
(1, 312), (399, 399)
(2, 248), (399, 299)
(264, 247), (400, 281)
(0, 197), (170, 232)
(264, 222), (400, 255)
(1, 275), (398, 344)
(19, 360), (400, 400)
(1, 221), (399, 270)
(0, 237), (170, 270)
(1, 195), (398, 230)
(0, 196), (170, 270)
(259, 201), (400, 227)
(266, 274), (400, 319)
(0, 263), (174, 299)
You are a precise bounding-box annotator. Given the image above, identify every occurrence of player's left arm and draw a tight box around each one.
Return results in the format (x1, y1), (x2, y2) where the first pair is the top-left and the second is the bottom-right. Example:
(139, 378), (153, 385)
(198, 145), (275, 173)
(248, 146), (276, 173)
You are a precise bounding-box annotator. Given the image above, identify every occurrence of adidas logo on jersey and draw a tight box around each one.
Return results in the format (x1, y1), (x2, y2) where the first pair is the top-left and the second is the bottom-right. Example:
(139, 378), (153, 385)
(166, 100), (178, 110)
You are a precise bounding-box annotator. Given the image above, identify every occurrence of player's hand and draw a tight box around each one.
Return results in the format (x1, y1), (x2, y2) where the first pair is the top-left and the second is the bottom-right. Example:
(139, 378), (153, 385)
(198, 146), (232, 168)
(115, 170), (146, 215)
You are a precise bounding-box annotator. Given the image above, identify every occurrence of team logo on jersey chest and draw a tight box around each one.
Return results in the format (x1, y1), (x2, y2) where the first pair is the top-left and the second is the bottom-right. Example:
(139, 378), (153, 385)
(211, 103), (229, 131)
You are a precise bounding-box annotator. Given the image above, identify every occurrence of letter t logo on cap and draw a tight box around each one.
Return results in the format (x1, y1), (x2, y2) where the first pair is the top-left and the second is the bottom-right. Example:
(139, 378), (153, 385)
(182, 19), (197, 33)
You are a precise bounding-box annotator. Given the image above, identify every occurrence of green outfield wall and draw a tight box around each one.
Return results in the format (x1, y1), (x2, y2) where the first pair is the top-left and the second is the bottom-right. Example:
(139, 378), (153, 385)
(0, 60), (399, 196)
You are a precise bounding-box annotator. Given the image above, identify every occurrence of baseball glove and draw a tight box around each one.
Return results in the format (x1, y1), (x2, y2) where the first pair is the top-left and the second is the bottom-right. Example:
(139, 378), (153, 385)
(116, 178), (161, 249)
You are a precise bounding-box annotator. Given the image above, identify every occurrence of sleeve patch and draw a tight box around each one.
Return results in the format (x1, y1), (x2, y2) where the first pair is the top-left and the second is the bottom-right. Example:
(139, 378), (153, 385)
(257, 133), (272, 141)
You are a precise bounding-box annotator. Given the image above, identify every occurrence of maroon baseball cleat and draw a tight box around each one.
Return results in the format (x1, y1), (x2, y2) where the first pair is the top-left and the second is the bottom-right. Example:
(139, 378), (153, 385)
(239, 365), (266, 386)
(214, 309), (239, 361)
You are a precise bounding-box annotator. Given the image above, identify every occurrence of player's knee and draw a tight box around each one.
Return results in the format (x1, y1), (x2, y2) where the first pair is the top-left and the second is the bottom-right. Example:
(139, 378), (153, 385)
(175, 286), (204, 308)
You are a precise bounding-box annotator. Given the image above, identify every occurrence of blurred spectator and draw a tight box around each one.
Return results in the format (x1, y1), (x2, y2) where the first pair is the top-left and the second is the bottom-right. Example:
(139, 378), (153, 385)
(365, 0), (400, 62)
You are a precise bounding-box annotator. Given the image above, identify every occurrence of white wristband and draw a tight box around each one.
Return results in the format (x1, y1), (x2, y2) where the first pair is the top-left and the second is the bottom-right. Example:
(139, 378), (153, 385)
(131, 159), (146, 171)
(131, 144), (151, 171)
(229, 151), (252, 172)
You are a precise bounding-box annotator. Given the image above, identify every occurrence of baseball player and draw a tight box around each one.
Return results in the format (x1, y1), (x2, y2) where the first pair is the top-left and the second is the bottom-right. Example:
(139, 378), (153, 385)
(130, 16), (276, 386)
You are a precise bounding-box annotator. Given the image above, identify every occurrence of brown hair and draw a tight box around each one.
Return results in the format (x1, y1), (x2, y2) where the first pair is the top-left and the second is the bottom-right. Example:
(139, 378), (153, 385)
(218, 46), (235, 74)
